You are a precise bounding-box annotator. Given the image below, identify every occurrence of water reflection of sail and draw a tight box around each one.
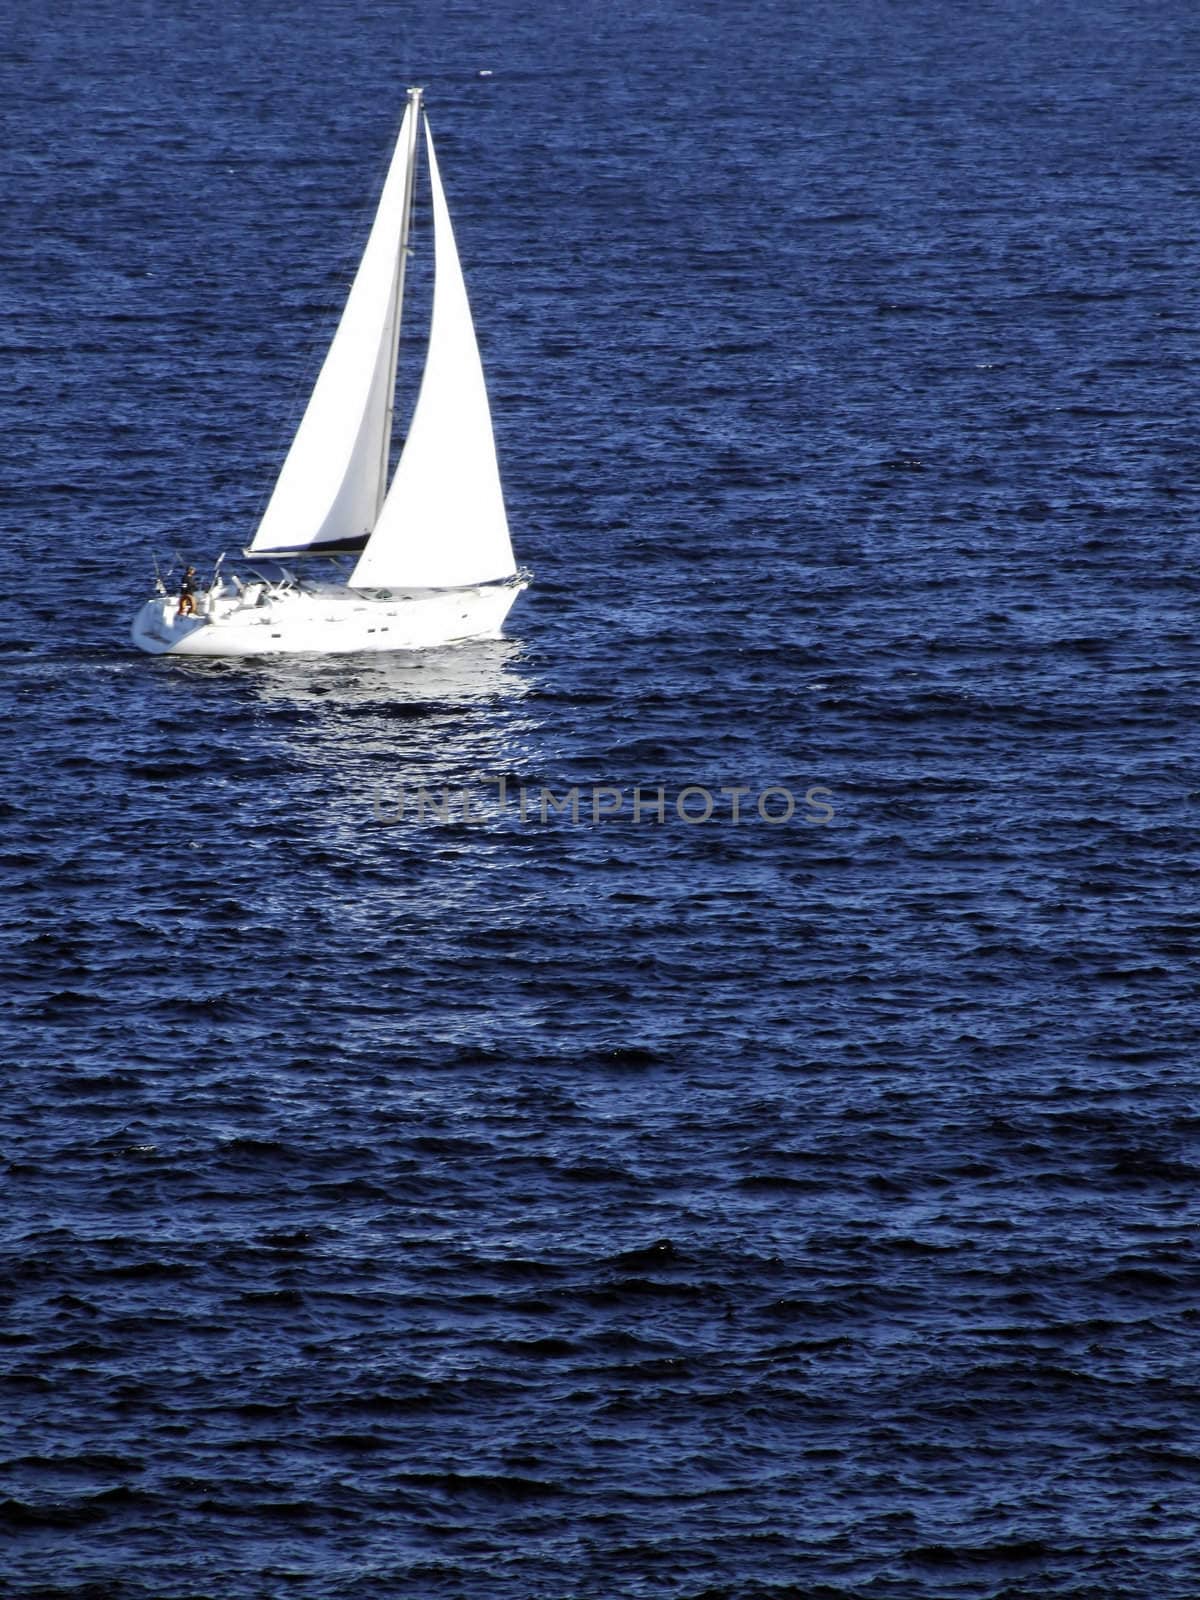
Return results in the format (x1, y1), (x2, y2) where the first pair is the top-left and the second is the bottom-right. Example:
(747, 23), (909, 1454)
(240, 639), (537, 828)
(245, 637), (530, 713)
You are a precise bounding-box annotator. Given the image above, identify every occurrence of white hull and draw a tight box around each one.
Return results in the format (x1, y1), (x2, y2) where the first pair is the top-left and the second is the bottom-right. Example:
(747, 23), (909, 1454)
(131, 577), (526, 657)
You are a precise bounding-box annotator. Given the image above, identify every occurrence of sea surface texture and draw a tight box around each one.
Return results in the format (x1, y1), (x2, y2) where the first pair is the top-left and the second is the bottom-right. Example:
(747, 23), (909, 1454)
(2, 1), (1198, 1596)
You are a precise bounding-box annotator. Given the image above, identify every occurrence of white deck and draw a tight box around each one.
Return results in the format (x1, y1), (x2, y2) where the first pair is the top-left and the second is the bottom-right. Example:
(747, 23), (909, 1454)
(131, 576), (526, 657)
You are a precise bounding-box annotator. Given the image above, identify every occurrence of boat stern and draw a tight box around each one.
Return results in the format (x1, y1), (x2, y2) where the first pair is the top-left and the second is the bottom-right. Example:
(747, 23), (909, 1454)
(130, 596), (210, 655)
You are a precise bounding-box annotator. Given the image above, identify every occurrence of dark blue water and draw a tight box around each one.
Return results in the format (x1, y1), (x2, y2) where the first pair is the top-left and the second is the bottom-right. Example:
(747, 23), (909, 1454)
(3, 1), (1199, 1594)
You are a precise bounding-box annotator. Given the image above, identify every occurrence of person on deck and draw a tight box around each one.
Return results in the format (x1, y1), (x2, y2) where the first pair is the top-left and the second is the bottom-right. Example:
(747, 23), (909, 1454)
(177, 566), (197, 617)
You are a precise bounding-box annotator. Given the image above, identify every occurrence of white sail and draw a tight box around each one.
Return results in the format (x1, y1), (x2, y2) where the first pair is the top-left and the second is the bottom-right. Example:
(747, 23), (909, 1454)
(349, 120), (515, 590)
(249, 103), (417, 556)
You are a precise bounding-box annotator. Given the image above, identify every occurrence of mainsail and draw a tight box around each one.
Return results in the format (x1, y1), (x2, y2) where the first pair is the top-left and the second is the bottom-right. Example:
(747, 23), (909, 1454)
(248, 101), (418, 558)
(349, 121), (516, 590)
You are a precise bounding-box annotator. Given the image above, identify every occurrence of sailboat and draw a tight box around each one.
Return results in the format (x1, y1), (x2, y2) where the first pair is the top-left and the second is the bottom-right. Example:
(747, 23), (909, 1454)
(132, 87), (529, 657)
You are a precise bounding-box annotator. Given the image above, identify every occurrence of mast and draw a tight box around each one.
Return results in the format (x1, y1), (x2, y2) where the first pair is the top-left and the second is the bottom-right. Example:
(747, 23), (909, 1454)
(375, 86), (423, 519)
